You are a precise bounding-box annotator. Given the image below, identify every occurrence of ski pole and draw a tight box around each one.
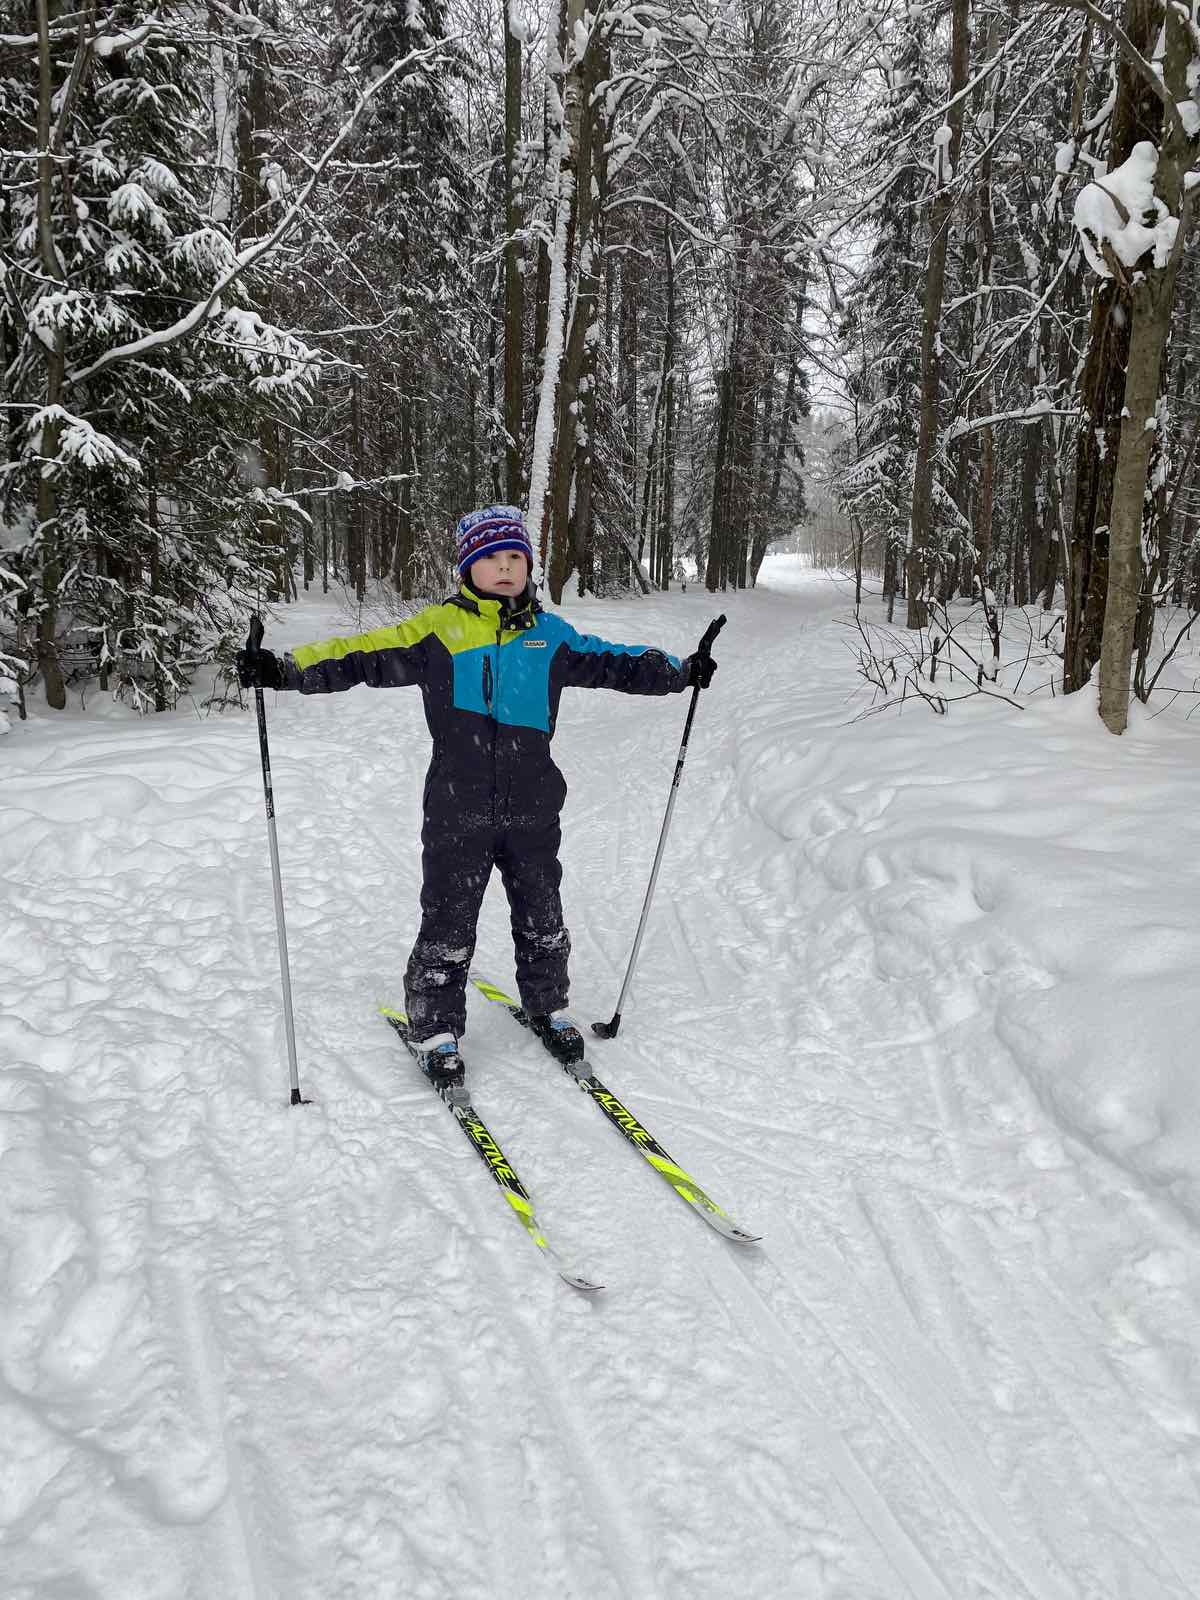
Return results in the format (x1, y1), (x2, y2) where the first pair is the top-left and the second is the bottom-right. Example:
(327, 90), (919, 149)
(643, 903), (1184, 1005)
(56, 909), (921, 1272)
(246, 614), (308, 1106)
(592, 614), (726, 1040)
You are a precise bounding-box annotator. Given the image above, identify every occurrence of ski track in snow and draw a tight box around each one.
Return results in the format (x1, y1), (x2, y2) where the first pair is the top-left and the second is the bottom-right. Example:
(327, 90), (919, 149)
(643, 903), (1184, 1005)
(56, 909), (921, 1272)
(2, 562), (1200, 1597)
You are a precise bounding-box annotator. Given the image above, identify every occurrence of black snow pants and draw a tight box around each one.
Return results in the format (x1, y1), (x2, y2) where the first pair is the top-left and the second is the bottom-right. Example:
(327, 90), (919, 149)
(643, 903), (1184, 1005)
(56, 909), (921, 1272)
(403, 813), (570, 1041)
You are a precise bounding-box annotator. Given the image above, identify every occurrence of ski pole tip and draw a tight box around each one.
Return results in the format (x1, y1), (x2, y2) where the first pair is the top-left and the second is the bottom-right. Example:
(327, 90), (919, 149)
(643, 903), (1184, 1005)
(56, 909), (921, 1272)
(590, 1014), (621, 1039)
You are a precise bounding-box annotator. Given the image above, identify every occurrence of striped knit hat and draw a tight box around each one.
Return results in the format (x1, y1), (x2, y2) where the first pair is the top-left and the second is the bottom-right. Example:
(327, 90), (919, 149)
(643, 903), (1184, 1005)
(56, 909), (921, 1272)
(455, 505), (533, 578)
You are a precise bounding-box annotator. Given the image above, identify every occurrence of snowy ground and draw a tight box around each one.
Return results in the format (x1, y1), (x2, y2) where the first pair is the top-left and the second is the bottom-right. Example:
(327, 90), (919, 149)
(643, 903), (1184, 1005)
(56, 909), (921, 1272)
(2, 556), (1199, 1599)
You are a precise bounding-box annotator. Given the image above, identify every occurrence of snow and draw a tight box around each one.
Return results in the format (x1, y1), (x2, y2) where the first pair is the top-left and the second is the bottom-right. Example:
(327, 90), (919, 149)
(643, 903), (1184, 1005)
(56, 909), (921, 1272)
(524, 62), (574, 583)
(135, 158), (183, 198)
(1073, 140), (1179, 279)
(2, 560), (1200, 1596)
(108, 180), (170, 235)
(93, 20), (158, 58)
(26, 404), (143, 478)
(932, 122), (953, 183)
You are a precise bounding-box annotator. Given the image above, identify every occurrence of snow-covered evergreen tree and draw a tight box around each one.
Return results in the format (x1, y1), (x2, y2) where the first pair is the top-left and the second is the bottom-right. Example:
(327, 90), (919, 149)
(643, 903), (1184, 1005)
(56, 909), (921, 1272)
(299, 0), (477, 599)
(1, 6), (317, 710)
(835, 11), (932, 615)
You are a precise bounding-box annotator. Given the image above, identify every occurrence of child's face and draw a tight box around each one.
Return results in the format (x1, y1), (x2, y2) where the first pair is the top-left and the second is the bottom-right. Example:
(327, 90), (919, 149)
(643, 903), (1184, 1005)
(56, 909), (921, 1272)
(469, 550), (529, 596)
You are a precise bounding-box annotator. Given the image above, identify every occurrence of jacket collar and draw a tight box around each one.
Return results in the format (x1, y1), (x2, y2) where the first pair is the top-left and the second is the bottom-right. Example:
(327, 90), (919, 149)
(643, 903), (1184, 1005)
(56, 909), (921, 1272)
(449, 580), (539, 630)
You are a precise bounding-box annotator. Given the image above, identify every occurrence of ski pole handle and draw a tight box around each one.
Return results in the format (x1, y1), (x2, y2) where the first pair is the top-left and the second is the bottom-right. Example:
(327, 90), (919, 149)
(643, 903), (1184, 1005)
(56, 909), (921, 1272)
(677, 611), (723, 750)
(680, 613), (724, 714)
(248, 612), (265, 656)
(696, 613), (726, 661)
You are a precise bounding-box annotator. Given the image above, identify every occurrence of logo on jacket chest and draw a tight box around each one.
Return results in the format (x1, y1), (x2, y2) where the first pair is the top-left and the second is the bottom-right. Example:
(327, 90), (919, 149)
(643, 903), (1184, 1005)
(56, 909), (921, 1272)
(523, 639), (547, 648)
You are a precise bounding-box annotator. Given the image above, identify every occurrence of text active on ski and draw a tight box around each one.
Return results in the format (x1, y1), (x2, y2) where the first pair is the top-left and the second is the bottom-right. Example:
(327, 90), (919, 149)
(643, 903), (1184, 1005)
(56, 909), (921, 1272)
(379, 1007), (602, 1293)
(471, 976), (760, 1244)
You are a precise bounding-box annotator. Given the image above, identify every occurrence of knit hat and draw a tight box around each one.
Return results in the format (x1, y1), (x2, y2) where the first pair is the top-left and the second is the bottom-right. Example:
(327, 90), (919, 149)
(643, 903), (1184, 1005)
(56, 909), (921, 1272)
(455, 505), (533, 578)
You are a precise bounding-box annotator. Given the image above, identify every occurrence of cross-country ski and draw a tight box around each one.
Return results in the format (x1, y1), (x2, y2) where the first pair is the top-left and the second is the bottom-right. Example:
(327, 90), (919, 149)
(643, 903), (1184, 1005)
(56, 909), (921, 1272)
(471, 975), (760, 1244)
(380, 1005), (603, 1293)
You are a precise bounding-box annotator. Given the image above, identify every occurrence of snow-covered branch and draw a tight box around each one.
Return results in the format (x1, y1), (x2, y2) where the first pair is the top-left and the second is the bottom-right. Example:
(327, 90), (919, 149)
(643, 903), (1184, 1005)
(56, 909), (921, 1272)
(1038, 0), (1193, 146)
(66, 38), (454, 389)
(947, 404), (1079, 443)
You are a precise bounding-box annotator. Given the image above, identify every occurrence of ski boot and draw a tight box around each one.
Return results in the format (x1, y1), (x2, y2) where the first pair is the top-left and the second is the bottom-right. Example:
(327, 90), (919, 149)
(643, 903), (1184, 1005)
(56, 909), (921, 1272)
(528, 1011), (585, 1066)
(411, 1032), (467, 1097)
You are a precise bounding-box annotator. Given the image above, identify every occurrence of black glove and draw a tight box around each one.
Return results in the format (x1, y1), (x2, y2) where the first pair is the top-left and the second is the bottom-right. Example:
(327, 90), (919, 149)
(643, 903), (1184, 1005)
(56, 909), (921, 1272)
(687, 653), (717, 689)
(235, 646), (286, 690)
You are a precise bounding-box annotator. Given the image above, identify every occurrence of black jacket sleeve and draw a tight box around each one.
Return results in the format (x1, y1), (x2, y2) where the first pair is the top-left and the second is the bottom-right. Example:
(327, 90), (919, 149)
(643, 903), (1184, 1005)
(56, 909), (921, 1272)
(554, 621), (689, 695)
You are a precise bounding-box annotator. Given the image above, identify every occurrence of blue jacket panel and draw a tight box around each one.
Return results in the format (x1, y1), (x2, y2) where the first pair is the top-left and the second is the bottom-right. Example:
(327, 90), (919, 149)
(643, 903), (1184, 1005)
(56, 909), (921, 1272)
(284, 583), (689, 825)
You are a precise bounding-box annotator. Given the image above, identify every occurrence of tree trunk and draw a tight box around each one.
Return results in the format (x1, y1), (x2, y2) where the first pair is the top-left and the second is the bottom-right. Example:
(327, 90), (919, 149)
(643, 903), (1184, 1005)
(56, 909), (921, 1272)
(486, 285), (502, 502)
(527, 0), (584, 573)
(546, 30), (605, 599)
(660, 223), (677, 587)
(1135, 249), (1199, 691)
(1097, 19), (1197, 732)
(906, 0), (969, 628)
(705, 363), (734, 591)
(503, 0), (524, 504)
(974, 19), (1000, 603)
(349, 356), (366, 600)
(147, 457), (167, 712)
(1063, 0), (1163, 691)
(35, 0), (66, 708)
(622, 262), (640, 589)
(1021, 422), (1044, 604)
(1098, 272), (1175, 730)
(395, 389), (415, 596)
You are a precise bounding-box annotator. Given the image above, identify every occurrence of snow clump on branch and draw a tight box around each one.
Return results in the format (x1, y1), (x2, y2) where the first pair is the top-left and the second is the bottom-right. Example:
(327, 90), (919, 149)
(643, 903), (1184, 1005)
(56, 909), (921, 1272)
(27, 407), (143, 480)
(1073, 141), (1178, 280)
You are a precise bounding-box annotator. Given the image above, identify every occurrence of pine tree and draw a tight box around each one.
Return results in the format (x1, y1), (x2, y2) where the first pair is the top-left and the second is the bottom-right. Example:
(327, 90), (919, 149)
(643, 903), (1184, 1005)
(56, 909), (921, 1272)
(2, 5), (317, 709)
(309, 0), (478, 598)
(836, 11), (932, 619)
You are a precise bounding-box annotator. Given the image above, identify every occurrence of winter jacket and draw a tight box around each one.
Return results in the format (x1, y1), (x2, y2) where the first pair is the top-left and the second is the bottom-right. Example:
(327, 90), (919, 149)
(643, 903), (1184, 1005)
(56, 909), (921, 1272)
(282, 583), (689, 827)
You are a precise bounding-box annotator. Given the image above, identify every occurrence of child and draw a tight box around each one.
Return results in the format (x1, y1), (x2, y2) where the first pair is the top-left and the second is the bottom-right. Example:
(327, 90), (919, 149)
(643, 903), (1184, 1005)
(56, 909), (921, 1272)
(237, 505), (717, 1092)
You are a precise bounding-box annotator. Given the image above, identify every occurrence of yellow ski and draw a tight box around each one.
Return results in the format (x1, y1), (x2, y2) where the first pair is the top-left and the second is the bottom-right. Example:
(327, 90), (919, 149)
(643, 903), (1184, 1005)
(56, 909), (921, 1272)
(380, 1006), (603, 1292)
(469, 978), (760, 1244)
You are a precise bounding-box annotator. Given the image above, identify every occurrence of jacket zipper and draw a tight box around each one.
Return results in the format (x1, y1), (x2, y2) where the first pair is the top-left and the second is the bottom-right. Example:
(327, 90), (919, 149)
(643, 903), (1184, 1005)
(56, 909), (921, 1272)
(493, 625), (508, 823)
(481, 624), (506, 822)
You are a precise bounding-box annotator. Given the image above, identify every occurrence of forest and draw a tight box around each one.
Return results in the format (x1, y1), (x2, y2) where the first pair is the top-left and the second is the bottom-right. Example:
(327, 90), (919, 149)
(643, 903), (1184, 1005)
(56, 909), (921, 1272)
(3, 0), (1199, 736)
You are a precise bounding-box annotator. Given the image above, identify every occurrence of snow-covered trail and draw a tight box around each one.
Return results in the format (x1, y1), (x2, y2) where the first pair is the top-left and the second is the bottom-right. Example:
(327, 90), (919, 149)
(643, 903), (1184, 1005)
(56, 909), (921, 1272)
(2, 562), (1199, 1598)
